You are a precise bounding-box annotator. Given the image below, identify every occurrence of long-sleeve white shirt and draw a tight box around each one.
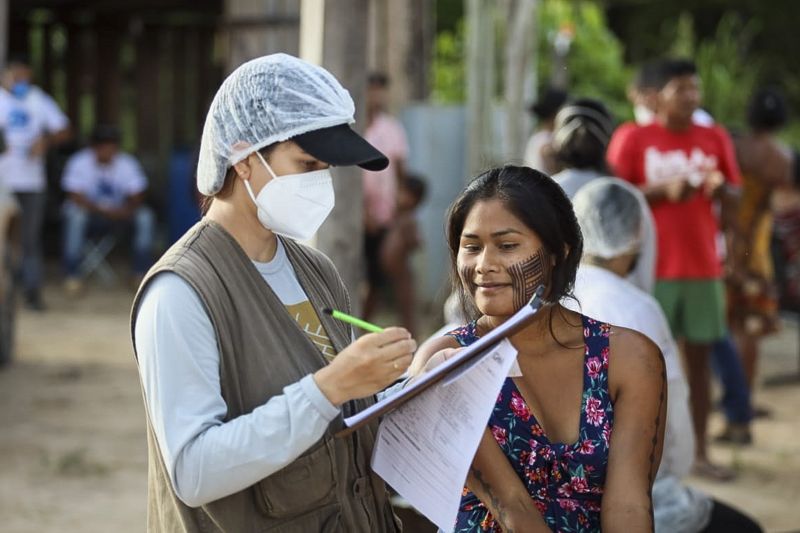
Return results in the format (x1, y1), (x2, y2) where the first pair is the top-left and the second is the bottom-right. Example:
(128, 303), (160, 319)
(133, 240), (342, 507)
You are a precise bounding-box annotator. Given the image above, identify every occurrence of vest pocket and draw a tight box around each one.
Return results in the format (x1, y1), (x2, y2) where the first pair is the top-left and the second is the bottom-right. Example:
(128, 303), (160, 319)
(254, 437), (337, 518)
(260, 502), (342, 532)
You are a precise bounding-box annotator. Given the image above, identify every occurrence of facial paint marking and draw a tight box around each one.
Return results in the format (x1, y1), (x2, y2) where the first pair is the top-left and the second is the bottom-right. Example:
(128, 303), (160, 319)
(507, 248), (549, 310)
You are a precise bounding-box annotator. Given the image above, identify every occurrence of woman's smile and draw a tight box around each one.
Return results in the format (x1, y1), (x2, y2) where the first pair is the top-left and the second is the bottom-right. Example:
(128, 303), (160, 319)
(476, 281), (511, 295)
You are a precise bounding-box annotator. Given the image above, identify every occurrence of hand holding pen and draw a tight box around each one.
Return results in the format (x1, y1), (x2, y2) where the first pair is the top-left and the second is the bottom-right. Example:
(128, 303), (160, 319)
(313, 309), (416, 406)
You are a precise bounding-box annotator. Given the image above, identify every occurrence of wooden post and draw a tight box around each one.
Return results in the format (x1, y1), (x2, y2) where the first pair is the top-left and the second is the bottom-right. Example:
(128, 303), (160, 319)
(316, 0), (369, 314)
(65, 22), (82, 133)
(223, 0), (300, 73)
(299, 0), (325, 65)
(368, 0), (433, 107)
(465, 0), (494, 177)
(407, 0), (434, 101)
(39, 23), (53, 94)
(8, 14), (28, 62)
(502, 0), (537, 162)
(95, 17), (122, 125)
(171, 26), (188, 145)
(135, 23), (160, 155)
(0, 0), (7, 67)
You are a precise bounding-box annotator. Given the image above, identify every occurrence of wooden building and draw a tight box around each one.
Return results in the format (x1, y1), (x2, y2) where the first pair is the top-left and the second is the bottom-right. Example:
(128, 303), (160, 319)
(3, 1), (307, 193)
(1, 0), (431, 279)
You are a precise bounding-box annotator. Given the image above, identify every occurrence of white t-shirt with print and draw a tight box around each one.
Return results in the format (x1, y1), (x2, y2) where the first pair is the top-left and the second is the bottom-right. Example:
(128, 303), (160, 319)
(252, 239), (336, 360)
(0, 86), (69, 192)
(61, 148), (148, 209)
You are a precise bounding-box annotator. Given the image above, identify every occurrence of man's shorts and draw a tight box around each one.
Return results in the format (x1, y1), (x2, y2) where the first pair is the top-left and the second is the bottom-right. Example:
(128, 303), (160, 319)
(654, 279), (726, 344)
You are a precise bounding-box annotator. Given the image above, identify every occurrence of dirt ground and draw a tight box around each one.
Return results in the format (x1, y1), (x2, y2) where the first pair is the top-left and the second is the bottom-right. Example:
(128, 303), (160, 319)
(1, 281), (799, 532)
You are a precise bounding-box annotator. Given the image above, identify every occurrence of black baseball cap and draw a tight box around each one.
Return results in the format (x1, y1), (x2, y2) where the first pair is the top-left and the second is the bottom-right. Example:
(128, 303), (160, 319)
(292, 124), (389, 171)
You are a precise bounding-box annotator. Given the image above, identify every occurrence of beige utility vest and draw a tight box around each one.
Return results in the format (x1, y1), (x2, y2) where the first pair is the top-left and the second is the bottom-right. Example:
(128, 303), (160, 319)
(131, 220), (400, 532)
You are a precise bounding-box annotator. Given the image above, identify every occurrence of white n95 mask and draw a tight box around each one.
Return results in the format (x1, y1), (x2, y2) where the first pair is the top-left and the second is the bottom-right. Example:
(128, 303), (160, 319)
(243, 151), (335, 240)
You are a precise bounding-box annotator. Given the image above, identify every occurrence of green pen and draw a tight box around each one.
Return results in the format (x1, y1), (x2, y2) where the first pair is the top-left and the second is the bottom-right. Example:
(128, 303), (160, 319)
(322, 308), (384, 333)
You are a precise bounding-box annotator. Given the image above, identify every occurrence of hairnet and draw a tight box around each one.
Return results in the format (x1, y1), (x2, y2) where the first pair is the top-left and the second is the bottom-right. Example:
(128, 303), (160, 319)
(573, 178), (643, 259)
(197, 53), (356, 195)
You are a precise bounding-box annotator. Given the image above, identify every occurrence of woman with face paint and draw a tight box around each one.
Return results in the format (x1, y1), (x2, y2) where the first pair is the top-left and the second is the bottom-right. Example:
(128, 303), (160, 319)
(413, 165), (667, 533)
(131, 55), (414, 532)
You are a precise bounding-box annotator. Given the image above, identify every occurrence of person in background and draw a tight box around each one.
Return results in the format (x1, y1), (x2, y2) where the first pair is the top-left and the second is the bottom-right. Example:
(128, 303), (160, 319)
(0, 54), (70, 310)
(133, 54), (414, 532)
(60, 125), (155, 294)
(622, 60), (756, 449)
(607, 58), (742, 480)
(571, 178), (762, 533)
(725, 87), (795, 429)
(379, 174), (427, 337)
(551, 97), (658, 295)
(362, 72), (410, 321)
(523, 86), (568, 175)
(627, 60), (714, 129)
(414, 166), (666, 532)
(550, 98), (615, 198)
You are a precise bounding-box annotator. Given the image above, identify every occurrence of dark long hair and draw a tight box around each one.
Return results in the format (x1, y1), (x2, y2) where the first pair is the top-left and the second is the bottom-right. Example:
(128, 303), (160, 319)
(446, 165), (583, 321)
(552, 98), (614, 171)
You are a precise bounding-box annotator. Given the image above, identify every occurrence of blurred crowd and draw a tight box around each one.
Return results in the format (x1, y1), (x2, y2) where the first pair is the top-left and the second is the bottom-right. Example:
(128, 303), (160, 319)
(515, 57), (795, 531)
(0, 55), (154, 312)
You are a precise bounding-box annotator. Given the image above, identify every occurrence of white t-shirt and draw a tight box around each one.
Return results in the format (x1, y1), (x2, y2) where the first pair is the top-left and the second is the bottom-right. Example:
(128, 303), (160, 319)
(523, 129), (553, 173)
(567, 265), (712, 532)
(134, 238), (341, 506)
(61, 148), (147, 209)
(0, 86), (69, 192)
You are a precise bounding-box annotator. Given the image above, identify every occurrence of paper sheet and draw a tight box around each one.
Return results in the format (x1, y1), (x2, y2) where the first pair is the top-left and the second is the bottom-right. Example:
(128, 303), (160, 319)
(371, 339), (518, 532)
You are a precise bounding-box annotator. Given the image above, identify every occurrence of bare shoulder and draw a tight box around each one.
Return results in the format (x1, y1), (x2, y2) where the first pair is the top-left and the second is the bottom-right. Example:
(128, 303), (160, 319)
(608, 326), (666, 388)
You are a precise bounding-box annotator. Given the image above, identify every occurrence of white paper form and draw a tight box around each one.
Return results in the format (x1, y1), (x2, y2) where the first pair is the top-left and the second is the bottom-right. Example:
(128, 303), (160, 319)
(371, 339), (518, 532)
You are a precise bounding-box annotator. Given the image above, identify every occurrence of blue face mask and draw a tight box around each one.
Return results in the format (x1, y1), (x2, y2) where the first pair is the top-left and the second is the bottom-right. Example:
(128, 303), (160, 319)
(11, 81), (31, 99)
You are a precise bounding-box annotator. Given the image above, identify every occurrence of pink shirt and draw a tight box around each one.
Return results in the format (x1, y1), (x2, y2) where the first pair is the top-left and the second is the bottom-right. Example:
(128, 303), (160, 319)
(362, 112), (409, 228)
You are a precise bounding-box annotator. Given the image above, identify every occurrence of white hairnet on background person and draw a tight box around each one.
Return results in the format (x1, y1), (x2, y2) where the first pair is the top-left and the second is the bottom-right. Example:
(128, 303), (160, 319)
(196, 53), (356, 196)
(573, 177), (644, 259)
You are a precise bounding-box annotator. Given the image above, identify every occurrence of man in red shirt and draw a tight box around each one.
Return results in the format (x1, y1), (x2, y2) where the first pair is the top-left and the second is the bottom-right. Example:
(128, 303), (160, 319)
(607, 59), (741, 479)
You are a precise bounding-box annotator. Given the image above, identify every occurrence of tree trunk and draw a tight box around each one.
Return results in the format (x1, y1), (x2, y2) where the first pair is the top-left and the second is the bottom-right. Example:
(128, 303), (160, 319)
(316, 0), (370, 315)
(465, 0), (495, 177)
(502, 0), (537, 162)
(368, 0), (433, 108)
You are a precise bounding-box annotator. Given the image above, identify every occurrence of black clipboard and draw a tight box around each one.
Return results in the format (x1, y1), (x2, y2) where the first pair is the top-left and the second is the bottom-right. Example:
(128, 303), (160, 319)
(336, 286), (545, 437)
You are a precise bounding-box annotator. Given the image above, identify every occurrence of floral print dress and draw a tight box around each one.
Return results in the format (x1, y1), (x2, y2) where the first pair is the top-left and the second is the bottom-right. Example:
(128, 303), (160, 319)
(450, 316), (614, 533)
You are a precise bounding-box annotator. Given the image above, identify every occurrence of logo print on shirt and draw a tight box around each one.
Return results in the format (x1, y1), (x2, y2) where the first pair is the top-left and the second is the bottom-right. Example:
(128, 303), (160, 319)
(644, 147), (718, 187)
(8, 109), (30, 128)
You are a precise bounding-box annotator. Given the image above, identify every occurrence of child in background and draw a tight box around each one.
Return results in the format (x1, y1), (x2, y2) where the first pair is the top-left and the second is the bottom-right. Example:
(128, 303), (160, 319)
(380, 174), (427, 337)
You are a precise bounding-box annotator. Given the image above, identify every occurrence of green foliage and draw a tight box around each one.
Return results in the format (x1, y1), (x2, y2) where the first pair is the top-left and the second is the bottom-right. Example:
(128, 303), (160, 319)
(536, 0), (631, 121)
(429, 0), (631, 120)
(667, 12), (760, 132)
(431, 20), (466, 104)
(668, 12), (696, 58)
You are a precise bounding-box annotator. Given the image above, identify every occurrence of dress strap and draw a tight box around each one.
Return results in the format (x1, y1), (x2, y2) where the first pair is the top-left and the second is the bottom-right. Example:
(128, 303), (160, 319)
(444, 321), (479, 347)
